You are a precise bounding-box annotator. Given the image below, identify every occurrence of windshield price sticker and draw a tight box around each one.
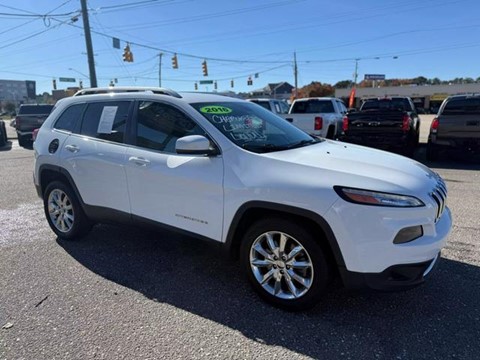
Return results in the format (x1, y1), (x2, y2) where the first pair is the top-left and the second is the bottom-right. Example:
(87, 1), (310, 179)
(200, 106), (232, 114)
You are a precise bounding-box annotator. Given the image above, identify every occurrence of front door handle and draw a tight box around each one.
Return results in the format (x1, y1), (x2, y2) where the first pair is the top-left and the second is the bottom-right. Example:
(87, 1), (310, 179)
(65, 144), (79, 153)
(129, 156), (150, 166)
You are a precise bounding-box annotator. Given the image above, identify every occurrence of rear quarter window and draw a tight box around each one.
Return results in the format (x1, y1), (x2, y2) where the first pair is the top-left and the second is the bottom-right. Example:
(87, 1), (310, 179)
(53, 104), (86, 132)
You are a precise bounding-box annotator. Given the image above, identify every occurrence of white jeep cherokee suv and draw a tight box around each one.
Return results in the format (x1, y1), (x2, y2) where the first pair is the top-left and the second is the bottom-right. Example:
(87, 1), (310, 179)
(33, 87), (452, 310)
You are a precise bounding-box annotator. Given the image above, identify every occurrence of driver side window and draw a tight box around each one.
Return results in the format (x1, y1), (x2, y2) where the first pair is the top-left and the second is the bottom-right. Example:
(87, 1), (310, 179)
(135, 101), (204, 153)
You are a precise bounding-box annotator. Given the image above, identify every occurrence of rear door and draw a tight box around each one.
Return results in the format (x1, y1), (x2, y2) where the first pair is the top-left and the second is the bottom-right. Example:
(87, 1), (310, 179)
(438, 97), (480, 139)
(60, 100), (132, 213)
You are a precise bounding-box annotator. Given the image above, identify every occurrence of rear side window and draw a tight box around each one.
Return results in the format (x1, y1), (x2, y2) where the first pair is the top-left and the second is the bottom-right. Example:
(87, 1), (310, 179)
(80, 101), (131, 143)
(19, 105), (54, 115)
(291, 100), (334, 113)
(252, 101), (271, 111)
(54, 104), (86, 132)
(442, 98), (480, 115)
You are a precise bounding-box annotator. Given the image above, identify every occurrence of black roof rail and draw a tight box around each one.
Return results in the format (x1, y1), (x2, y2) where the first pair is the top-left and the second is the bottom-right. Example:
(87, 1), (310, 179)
(73, 87), (182, 98)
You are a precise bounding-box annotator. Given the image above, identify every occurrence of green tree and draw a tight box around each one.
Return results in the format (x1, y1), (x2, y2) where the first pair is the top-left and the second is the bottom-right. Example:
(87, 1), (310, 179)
(299, 82), (334, 97)
(4, 101), (16, 114)
(334, 80), (353, 88)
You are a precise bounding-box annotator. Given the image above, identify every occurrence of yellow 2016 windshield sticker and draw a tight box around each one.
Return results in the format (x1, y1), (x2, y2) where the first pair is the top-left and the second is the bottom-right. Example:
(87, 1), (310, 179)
(200, 105), (232, 114)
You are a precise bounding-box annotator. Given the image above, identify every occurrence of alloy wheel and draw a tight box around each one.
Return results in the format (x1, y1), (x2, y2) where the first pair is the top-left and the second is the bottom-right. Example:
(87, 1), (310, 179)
(48, 189), (74, 233)
(249, 231), (314, 299)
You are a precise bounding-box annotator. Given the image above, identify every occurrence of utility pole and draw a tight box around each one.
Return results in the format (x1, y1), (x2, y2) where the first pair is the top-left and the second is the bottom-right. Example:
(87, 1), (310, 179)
(158, 53), (163, 87)
(353, 58), (359, 86)
(80, 0), (97, 87)
(293, 51), (298, 99)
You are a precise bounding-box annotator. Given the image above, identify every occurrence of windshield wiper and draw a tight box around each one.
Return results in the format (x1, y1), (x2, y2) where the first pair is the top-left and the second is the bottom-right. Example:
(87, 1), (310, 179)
(242, 142), (289, 153)
(286, 138), (321, 149)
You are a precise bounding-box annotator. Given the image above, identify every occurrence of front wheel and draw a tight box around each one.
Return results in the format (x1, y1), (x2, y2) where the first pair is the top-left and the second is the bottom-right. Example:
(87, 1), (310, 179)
(43, 181), (92, 240)
(240, 218), (331, 311)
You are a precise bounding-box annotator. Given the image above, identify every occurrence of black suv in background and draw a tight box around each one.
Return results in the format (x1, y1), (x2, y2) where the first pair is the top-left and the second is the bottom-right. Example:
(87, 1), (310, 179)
(15, 104), (54, 147)
(427, 95), (480, 161)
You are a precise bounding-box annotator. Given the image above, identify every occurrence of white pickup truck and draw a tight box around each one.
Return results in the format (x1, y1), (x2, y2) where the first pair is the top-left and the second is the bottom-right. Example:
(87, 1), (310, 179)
(280, 97), (348, 139)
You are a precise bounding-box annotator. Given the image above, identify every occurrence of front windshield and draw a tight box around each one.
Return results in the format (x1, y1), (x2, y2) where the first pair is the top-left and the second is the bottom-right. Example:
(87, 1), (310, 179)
(191, 101), (321, 153)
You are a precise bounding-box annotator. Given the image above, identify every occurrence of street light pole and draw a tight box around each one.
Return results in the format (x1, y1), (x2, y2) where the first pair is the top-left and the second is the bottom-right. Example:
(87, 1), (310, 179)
(80, 0), (97, 88)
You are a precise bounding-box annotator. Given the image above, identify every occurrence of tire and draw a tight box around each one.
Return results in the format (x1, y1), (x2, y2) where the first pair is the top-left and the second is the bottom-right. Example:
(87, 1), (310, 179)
(43, 181), (92, 240)
(426, 142), (439, 161)
(240, 217), (331, 311)
(326, 126), (335, 139)
(0, 122), (6, 147)
(18, 134), (28, 147)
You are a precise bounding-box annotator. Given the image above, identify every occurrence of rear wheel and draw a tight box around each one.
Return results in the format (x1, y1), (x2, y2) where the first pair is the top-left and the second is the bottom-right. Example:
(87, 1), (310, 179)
(240, 217), (331, 311)
(326, 126), (336, 139)
(18, 134), (28, 147)
(426, 142), (439, 161)
(43, 181), (92, 240)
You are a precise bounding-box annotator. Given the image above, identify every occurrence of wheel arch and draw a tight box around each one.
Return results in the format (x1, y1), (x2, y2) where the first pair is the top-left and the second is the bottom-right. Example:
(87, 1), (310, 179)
(225, 201), (345, 269)
(38, 165), (86, 209)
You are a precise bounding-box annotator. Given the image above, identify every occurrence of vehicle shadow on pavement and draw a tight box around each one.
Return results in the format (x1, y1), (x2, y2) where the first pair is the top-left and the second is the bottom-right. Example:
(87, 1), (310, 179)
(58, 224), (480, 359)
(0, 141), (12, 151)
(415, 146), (480, 170)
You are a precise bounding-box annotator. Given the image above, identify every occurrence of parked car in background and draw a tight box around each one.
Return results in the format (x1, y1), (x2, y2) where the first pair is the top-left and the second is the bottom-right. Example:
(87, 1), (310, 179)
(340, 97), (420, 157)
(15, 104), (54, 147)
(426, 94), (480, 161)
(247, 98), (290, 115)
(33, 87), (451, 310)
(279, 97), (348, 139)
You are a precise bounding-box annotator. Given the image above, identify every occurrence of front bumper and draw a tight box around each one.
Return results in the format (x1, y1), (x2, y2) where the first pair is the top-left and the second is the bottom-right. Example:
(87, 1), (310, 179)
(340, 252), (441, 291)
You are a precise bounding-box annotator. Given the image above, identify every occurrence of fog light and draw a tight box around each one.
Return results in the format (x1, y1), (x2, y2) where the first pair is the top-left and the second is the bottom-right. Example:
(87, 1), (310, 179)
(393, 225), (423, 244)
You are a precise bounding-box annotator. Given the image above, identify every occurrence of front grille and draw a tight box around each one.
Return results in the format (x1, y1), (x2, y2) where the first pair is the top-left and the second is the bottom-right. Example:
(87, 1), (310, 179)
(430, 176), (447, 223)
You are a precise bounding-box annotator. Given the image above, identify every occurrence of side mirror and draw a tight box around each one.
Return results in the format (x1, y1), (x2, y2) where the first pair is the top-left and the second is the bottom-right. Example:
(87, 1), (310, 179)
(176, 135), (218, 156)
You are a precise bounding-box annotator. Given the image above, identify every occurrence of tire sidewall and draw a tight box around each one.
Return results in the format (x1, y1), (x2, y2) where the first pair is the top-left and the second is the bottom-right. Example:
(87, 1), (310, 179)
(43, 181), (89, 240)
(240, 217), (330, 311)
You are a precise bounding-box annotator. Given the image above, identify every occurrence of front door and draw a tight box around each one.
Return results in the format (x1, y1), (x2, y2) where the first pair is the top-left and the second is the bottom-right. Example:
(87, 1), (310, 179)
(125, 100), (224, 241)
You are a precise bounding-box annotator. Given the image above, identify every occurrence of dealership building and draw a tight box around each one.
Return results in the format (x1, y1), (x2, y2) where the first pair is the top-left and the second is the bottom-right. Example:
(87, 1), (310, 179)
(335, 83), (480, 112)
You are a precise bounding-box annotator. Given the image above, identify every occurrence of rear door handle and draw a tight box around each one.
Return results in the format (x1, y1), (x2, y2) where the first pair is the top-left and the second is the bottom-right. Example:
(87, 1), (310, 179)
(65, 144), (79, 153)
(129, 156), (150, 166)
(285, 118), (293, 122)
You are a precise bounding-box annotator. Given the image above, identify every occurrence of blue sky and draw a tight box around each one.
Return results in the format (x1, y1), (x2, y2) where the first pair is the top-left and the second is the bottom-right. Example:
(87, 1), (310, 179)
(1, 0), (479, 95)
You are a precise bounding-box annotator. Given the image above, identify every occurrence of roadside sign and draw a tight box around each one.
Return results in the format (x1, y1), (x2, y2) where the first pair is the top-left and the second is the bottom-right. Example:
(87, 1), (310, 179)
(364, 74), (385, 80)
(199, 80), (214, 85)
(59, 77), (76, 82)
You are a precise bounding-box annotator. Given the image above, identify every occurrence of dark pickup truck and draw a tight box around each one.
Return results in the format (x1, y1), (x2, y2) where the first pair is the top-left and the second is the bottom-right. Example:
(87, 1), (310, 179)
(15, 104), (54, 147)
(340, 97), (420, 156)
(426, 94), (480, 161)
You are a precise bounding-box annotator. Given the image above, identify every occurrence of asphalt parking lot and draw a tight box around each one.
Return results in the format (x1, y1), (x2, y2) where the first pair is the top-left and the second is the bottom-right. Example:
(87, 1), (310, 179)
(0, 118), (479, 359)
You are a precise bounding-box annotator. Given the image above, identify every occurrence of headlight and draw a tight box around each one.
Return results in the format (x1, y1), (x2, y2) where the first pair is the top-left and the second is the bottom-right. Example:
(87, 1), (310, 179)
(334, 186), (424, 207)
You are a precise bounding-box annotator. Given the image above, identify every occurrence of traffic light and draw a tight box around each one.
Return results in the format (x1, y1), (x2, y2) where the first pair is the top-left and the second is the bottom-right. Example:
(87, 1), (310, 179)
(79, 80), (83, 89)
(214, 81), (217, 90)
(230, 79), (234, 88)
(52, 79), (57, 90)
(194, 82), (198, 90)
(247, 76), (253, 86)
(172, 54), (178, 69)
(123, 44), (133, 62)
(202, 60), (208, 76)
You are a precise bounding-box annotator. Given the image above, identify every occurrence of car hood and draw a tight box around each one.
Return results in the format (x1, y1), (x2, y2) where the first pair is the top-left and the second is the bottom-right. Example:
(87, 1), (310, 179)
(261, 140), (439, 195)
